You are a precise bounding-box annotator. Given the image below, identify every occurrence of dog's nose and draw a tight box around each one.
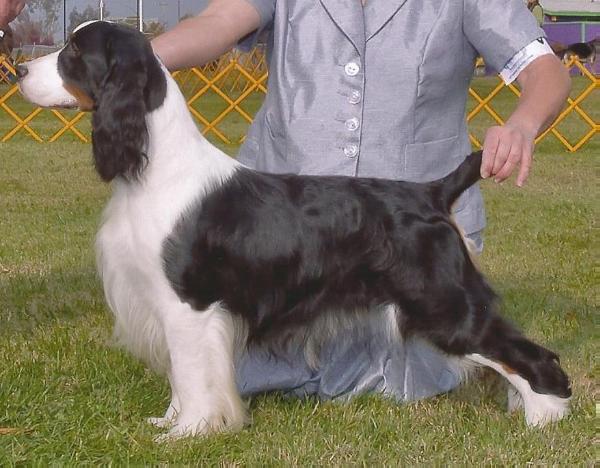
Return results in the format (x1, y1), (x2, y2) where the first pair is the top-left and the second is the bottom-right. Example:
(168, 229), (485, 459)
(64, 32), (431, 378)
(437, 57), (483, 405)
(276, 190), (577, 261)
(16, 65), (28, 80)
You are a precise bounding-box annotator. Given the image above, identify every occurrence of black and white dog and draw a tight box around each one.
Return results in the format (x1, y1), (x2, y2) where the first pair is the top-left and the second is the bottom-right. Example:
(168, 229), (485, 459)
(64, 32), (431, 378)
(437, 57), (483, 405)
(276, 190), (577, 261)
(17, 21), (571, 440)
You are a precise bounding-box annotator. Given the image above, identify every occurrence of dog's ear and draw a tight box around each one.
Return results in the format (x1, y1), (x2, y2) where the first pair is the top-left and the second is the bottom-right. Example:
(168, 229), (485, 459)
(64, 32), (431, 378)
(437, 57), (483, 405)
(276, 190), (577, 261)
(91, 35), (165, 182)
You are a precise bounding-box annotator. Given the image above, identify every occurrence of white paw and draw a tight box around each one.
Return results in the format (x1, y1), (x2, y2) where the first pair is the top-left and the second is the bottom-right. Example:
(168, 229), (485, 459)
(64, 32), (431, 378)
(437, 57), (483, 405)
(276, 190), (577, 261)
(153, 406), (248, 442)
(147, 401), (179, 428)
(507, 386), (523, 413)
(146, 416), (173, 428)
(153, 419), (212, 442)
(524, 392), (570, 427)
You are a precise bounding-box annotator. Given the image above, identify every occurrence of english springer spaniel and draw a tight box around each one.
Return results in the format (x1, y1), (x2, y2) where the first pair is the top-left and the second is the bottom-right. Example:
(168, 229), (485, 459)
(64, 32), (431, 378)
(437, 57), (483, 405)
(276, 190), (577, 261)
(17, 21), (571, 440)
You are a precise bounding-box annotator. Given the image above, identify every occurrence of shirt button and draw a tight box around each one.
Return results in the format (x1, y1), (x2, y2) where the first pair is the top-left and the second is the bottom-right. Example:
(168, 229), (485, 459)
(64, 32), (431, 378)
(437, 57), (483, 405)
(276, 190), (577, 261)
(349, 90), (362, 104)
(344, 62), (360, 76)
(345, 117), (360, 131)
(344, 144), (359, 158)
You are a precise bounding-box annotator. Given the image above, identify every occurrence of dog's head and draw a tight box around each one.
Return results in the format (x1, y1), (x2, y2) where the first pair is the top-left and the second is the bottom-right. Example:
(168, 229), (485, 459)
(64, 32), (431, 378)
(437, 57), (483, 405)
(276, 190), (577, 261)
(18, 21), (167, 182)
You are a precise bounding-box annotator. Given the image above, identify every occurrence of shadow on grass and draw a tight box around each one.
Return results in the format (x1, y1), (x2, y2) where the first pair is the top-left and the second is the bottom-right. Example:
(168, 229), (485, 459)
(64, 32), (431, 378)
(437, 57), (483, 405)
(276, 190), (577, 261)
(0, 267), (104, 336)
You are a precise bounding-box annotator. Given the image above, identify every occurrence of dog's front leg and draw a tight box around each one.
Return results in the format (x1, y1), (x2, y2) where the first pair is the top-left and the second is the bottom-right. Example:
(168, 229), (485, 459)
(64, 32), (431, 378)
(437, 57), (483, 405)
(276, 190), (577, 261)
(155, 301), (247, 441)
(147, 369), (181, 428)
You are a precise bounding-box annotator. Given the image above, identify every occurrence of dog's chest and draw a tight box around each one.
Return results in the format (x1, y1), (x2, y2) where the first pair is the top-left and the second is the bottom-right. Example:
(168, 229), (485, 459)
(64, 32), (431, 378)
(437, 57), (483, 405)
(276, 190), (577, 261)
(96, 181), (196, 294)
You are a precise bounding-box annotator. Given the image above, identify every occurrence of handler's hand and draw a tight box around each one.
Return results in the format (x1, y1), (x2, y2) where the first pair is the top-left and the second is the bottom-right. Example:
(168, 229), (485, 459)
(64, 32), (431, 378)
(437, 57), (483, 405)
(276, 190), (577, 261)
(481, 124), (535, 187)
(0, 0), (25, 28)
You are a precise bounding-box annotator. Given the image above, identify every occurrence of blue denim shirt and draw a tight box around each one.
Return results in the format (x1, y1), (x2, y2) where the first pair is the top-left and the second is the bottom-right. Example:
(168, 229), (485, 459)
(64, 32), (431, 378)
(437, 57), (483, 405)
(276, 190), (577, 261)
(234, 0), (543, 402)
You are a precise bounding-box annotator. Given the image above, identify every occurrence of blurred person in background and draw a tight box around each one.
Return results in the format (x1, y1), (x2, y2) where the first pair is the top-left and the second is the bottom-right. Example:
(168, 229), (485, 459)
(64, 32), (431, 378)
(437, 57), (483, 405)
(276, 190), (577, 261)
(0, 0), (25, 28)
(150, 0), (570, 406)
(0, 0), (24, 54)
(528, 0), (545, 26)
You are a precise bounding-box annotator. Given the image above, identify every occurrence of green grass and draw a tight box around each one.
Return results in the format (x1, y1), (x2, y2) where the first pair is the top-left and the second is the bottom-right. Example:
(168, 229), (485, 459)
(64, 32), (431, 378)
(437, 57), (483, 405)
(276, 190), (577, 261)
(0, 86), (598, 464)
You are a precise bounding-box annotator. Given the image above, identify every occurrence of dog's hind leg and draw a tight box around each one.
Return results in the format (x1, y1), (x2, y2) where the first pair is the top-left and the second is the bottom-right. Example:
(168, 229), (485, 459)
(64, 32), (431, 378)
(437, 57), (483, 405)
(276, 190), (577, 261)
(466, 350), (570, 426)
(462, 314), (572, 427)
(155, 301), (247, 441)
(402, 284), (571, 427)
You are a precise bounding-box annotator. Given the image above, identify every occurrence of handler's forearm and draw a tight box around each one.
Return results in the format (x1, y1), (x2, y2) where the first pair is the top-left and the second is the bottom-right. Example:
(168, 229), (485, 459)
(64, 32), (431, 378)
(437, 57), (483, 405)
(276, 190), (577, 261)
(151, 0), (261, 71)
(507, 54), (571, 137)
(152, 16), (235, 70)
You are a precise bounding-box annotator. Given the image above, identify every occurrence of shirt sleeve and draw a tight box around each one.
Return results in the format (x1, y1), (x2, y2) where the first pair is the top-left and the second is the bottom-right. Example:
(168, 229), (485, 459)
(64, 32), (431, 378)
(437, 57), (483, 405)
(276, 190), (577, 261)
(237, 0), (276, 51)
(500, 37), (554, 84)
(463, 0), (546, 74)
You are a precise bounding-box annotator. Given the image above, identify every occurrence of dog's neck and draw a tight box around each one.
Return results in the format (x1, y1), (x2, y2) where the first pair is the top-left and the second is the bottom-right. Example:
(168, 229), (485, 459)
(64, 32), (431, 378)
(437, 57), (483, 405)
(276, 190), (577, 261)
(141, 67), (239, 186)
(145, 69), (209, 157)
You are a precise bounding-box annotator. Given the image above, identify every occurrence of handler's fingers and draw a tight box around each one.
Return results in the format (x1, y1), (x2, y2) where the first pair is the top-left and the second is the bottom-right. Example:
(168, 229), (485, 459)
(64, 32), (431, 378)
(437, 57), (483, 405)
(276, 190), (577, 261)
(491, 140), (510, 178)
(516, 144), (533, 187)
(481, 129), (500, 178)
(494, 144), (522, 183)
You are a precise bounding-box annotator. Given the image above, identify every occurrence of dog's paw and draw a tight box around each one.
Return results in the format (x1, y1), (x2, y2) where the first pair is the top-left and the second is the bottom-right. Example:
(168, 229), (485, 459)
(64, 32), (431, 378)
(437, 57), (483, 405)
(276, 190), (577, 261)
(153, 421), (210, 442)
(147, 416), (173, 428)
(147, 401), (179, 428)
(523, 391), (570, 427)
(153, 407), (247, 442)
(152, 416), (219, 442)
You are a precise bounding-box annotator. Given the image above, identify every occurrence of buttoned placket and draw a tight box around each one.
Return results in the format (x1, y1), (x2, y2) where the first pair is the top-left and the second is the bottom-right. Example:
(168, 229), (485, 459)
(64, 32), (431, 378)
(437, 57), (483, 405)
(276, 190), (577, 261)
(340, 58), (364, 169)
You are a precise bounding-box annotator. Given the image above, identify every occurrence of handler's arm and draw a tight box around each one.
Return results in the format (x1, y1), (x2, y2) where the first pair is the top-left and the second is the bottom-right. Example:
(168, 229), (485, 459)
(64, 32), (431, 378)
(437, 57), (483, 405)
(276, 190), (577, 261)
(0, 0), (25, 28)
(481, 54), (571, 186)
(151, 0), (261, 71)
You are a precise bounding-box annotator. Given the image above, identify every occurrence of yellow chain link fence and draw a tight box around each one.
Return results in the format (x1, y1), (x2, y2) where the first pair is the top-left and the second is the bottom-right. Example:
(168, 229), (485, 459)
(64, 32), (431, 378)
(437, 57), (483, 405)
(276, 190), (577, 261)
(1, 49), (598, 150)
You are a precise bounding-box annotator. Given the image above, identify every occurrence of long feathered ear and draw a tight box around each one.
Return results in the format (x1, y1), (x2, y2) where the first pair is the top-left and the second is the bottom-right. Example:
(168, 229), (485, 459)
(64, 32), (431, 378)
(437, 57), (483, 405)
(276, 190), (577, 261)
(91, 32), (165, 182)
(92, 66), (148, 182)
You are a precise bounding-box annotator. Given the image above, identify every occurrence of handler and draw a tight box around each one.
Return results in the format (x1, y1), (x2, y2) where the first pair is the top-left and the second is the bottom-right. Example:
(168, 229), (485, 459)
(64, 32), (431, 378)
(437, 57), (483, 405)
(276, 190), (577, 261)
(152, 0), (570, 402)
(0, 0), (24, 46)
(0, 0), (24, 27)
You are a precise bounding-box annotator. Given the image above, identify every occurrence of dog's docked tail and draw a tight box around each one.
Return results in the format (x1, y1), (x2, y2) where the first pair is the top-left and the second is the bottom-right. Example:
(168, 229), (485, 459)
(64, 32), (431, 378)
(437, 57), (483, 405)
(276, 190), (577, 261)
(431, 150), (483, 212)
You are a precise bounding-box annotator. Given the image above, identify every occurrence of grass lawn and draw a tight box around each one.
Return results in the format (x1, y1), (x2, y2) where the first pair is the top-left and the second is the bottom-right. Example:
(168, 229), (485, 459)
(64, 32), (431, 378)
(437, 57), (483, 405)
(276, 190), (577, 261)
(0, 78), (598, 464)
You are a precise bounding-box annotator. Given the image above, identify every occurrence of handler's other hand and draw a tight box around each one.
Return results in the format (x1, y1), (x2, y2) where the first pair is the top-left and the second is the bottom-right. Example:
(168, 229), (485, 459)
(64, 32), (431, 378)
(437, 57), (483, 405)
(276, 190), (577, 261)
(481, 124), (535, 187)
(0, 0), (26, 28)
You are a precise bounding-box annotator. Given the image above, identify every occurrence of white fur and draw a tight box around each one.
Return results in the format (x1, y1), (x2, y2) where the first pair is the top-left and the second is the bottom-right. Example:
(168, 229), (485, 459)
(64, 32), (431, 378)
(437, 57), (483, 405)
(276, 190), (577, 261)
(18, 26), (248, 438)
(18, 50), (78, 108)
(467, 353), (570, 427)
(94, 68), (247, 438)
(73, 20), (104, 33)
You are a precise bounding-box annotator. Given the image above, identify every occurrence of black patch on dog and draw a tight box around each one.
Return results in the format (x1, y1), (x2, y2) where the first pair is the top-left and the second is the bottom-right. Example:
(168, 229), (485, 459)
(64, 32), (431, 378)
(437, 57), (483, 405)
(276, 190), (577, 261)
(163, 152), (571, 399)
